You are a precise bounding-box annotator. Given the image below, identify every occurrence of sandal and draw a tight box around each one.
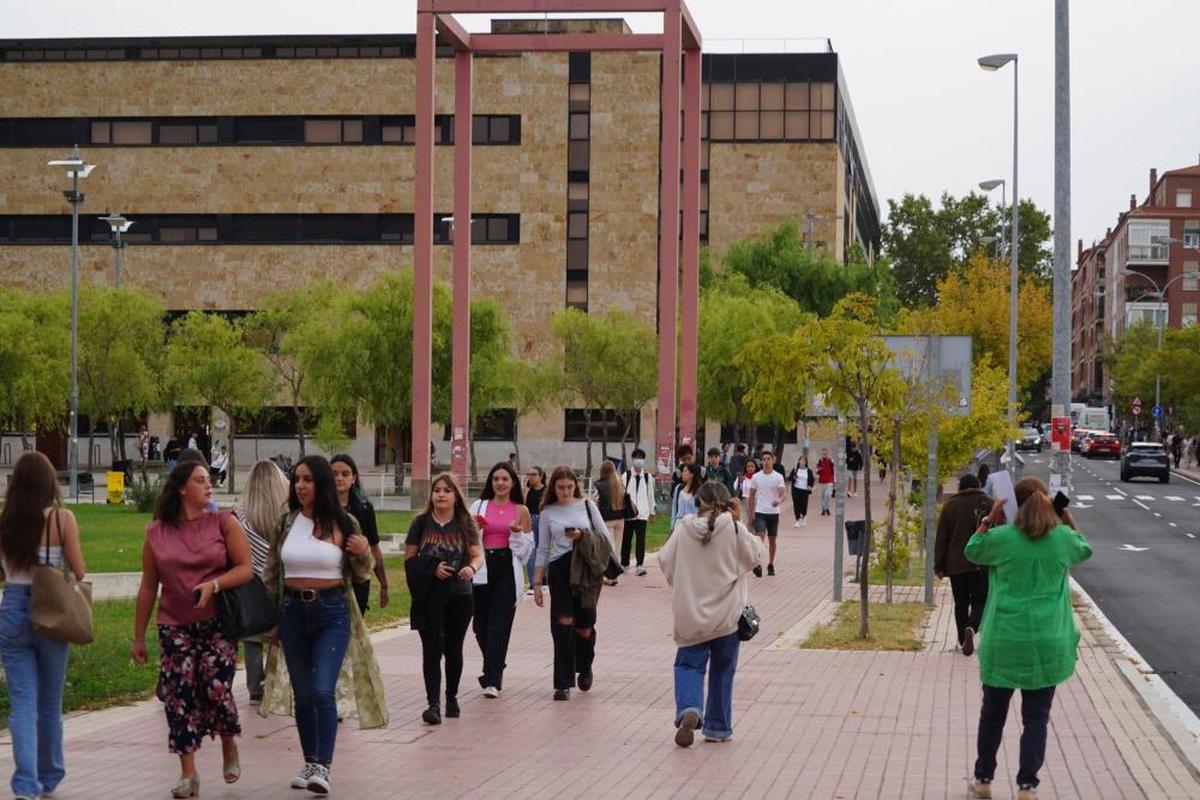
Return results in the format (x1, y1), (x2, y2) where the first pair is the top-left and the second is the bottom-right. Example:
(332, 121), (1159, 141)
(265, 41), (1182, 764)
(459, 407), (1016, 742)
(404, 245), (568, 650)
(171, 775), (200, 798)
(223, 748), (240, 784)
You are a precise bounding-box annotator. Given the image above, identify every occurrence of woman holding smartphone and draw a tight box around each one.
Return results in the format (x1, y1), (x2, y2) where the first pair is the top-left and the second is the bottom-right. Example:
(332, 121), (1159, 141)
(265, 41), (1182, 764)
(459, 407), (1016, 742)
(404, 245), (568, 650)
(533, 466), (611, 700)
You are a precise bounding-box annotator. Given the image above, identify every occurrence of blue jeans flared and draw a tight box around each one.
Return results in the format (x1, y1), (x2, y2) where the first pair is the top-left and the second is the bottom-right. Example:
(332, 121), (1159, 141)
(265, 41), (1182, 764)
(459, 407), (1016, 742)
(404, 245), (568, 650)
(673, 630), (740, 741)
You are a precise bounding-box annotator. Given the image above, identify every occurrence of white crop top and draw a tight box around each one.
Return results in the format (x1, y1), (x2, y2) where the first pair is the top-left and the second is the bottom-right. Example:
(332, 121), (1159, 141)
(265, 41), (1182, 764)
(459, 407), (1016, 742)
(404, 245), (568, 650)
(280, 514), (343, 580)
(3, 546), (62, 585)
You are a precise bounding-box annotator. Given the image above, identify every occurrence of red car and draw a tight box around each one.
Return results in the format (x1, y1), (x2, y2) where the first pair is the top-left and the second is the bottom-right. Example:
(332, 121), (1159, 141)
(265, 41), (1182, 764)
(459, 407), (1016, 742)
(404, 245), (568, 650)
(1084, 432), (1121, 459)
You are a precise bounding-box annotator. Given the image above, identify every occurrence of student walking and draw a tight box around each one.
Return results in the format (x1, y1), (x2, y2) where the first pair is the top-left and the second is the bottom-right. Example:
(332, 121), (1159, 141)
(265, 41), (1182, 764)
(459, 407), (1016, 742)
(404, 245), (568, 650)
(533, 466), (612, 700)
(469, 462), (534, 698)
(703, 447), (734, 492)
(0, 452), (88, 800)
(816, 449), (835, 516)
(671, 462), (702, 528)
(621, 450), (655, 576)
(658, 482), (762, 747)
(405, 473), (483, 724)
(331, 454), (389, 615)
(524, 466), (546, 588)
(594, 460), (628, 586)
(964, 477), (1093, 800)
(934, 474), (993, 654)
(232, 459), (289, 704)
(748, 451), (786, 576)
(132, 459), (255, 798)
(787, 455), (815, 528)
(261, 455), (383, 794)
(733, 459), (757, 505)
(845, 441), (863, 497)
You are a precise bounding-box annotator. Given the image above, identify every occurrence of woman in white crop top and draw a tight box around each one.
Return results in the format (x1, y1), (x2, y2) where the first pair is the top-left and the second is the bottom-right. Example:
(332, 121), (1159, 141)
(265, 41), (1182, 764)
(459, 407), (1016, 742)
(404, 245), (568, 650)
(0, 452), (86, 800)
(261, 455), (373, 795)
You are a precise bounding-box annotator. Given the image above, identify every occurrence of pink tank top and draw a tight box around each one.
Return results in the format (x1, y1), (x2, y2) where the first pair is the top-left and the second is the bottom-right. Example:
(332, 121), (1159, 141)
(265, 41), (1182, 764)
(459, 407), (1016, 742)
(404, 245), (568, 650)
(146, 511), (229, 626)
(481, 500), (517, 549)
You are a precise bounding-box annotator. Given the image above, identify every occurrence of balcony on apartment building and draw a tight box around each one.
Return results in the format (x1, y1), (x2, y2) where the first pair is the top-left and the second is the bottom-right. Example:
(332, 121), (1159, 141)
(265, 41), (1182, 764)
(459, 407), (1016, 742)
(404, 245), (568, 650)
(1125, 300), (1167, 330)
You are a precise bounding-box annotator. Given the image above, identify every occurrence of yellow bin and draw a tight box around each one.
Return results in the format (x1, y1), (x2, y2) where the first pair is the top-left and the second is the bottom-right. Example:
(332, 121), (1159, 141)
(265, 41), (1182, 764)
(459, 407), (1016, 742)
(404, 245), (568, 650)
(106, 471), (125, 505)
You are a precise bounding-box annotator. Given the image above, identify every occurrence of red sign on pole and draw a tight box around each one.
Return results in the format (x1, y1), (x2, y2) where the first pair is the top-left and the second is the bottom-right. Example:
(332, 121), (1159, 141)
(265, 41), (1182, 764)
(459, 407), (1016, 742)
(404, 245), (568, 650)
(1051, 417), (1072, 452)
(1131, 397), (1143, 416)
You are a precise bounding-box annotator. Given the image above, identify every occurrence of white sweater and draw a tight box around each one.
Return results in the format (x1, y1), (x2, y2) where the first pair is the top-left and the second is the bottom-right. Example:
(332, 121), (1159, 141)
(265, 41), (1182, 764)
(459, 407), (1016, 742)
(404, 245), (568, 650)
(657, 512), (763, 647)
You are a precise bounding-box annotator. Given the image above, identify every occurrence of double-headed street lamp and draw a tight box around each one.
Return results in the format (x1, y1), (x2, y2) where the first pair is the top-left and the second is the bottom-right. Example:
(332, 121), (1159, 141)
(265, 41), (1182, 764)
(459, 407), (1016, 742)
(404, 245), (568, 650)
(1121, 262), (1200, 437)
(979, 52), (1020, 472)
(47, 146), (96, 501)
(99, 212), (134, 287)
(979, 178), (1007, 255)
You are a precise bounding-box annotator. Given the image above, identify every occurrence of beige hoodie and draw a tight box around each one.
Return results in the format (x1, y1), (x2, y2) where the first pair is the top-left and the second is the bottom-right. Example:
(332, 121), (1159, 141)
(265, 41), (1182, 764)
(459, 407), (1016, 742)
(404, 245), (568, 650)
(657, 511), (764, 647)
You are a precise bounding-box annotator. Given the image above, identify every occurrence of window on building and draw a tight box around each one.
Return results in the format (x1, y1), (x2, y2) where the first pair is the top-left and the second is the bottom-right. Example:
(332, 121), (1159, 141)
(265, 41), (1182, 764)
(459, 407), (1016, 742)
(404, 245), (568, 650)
(1128, 220), (1170, 262)
(568, 112), (589, 141)
(158, 218), (219, 242)
(234, 117), (304, 144)
(566, 240), (588, 270)
(1177, 190), (1193, 208)
(567, 212), (588, 239)
(1185, 303), (1198, 328)
(1184, 231), (1200, 249)
(564, 409), (638, 442)
(304, 118), (363, 143)
(158, 122), (219, 144)
(566, 271), (588, 311)
(569, 83), (590, 112)
(568, 141), (589, 171)
(1185, 262), (1199, 290)
(704, 80), (836, 142)
(567, 181), (589, 212)
(0, 118), (77, 147)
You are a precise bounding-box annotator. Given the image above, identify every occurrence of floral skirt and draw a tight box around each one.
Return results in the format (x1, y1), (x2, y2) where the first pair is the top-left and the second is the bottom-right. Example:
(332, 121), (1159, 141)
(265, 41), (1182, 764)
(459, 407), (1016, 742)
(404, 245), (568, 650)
(157, 619), (241, 754)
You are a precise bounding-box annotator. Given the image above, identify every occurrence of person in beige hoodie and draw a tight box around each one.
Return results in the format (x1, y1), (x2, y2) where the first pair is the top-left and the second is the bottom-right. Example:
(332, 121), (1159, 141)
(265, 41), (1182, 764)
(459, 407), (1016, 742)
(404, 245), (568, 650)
(658, 481), (763, 747)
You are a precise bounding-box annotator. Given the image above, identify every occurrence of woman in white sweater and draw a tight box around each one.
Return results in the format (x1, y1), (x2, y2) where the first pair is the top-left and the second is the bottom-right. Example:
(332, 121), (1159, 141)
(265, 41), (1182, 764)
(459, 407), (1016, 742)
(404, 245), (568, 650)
(658, 481), (763, 747)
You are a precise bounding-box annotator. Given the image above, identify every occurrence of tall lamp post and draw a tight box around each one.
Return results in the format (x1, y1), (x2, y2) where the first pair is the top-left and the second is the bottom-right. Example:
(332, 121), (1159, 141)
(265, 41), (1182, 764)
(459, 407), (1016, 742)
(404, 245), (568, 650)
(1121, 263), (1200, 438)
(979, 178), (1007, 255)
(979, 53), (1020, 472)
(99, 212), (133, 287)
(47, 146), (96, 501)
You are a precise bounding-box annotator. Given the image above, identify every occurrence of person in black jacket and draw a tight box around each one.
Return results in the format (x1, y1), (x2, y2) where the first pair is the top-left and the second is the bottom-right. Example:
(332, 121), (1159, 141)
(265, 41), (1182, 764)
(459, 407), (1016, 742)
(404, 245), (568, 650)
(845, 441), (864, 497)
(331, 454), (388, 615)
(934, 474), (993, 655)
(786, 455), (815, 528)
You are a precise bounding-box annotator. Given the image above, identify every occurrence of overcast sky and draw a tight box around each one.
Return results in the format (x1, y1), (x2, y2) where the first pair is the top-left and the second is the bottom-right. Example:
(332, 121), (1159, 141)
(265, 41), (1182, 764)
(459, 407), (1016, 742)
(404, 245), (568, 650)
(5, 0), (1199, 251)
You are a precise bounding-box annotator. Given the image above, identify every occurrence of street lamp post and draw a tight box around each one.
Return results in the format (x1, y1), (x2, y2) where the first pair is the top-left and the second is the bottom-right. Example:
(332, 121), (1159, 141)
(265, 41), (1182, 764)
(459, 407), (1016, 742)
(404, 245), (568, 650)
(979, 53), (1020, 473)
(99, 212), (134, 287)
(979, 178), (1007, 256)
(47, 146), (96, 502)
(1121, 264), (1200, 438)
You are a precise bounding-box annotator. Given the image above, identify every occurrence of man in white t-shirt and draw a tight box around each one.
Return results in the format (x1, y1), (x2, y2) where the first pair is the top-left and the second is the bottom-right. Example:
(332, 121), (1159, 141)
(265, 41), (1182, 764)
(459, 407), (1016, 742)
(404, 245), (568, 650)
(747, 451), (786, 576)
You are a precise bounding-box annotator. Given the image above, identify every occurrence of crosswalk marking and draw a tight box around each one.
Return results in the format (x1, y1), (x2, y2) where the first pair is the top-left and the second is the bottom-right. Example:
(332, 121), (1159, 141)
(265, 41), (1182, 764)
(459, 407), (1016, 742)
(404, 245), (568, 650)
(1106, 495), (1124, 500)
(1166, 496), (1184, 501)
(1136, 495), (1156, 501)
(1077, 494), (1094, 501)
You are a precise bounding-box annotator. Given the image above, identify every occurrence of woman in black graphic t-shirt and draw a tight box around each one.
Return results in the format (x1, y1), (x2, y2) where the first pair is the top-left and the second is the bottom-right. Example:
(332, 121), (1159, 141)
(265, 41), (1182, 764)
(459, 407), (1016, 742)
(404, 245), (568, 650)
(404, 473), (482, 726)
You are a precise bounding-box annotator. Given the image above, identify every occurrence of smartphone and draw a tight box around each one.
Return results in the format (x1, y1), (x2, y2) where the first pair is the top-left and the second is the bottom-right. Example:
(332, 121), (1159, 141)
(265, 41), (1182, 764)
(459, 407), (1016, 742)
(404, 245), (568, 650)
(1053, 490), (1070, 516)
(192, 588), (202, 606)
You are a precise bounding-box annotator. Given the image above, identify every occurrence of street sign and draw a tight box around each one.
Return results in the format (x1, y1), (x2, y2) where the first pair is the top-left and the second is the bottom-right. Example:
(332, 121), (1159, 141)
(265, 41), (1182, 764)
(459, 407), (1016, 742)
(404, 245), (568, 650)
(1152, 405), (1162, 419)
(1132, 397), (1143, 415)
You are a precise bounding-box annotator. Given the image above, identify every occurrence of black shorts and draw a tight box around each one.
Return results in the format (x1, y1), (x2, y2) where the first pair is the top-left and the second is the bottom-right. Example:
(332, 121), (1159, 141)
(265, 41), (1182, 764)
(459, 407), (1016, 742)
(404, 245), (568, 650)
(754, 513), (780, 538)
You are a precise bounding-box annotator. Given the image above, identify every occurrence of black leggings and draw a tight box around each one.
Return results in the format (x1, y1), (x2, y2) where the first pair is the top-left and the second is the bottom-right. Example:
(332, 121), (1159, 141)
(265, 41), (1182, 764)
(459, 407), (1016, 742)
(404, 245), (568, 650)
(473, 548), (517, 690)
(790, 487), (811, 520)
(417, 591), (473, 705)
(621, 519), (647, 567)
(547, 555), (597, 690)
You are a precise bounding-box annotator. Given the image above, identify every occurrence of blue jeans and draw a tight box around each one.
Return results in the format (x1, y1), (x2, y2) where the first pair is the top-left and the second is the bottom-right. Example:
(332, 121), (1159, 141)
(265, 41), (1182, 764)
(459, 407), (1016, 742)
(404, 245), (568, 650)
(278, 589), (351, 767)
(0, 585), (70, 798)
(673, 630), (740, 741)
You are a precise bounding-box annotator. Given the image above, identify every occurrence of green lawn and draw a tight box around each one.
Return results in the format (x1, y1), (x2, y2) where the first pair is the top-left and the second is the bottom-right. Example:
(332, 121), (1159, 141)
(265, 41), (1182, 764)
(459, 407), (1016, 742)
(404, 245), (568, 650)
(801, 601), (928, 652)
(69, 504), (153, 572)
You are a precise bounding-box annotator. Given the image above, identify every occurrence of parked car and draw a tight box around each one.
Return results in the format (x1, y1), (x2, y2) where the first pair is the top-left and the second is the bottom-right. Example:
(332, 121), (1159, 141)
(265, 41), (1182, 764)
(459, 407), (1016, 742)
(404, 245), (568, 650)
(1120, 442), (1170, 483)
(1016, 426), (1043, 452)
(1084, 432), (1121, 459)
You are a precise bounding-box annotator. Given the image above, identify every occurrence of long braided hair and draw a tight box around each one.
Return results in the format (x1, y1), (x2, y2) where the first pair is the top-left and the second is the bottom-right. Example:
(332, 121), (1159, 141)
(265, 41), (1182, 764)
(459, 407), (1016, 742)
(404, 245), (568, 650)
(694, 480), (734, 545)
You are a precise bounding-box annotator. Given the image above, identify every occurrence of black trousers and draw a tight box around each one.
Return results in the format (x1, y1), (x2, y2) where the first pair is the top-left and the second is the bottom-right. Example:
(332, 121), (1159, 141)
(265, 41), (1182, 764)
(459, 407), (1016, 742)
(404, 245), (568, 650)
(472, 548), (517, 690)
(949, 570), (989, 645)
(621, 519), (647, 567)
(790, 487), (811, 520)
(547, 555), (597, 691)
(975, 685), (1056, 788)
(417, 589), (473, 706)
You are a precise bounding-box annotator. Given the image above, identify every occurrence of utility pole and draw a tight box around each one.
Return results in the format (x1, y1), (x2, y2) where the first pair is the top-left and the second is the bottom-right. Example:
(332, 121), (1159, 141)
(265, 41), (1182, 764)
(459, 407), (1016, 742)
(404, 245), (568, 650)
(1051, 0), (1073, 491)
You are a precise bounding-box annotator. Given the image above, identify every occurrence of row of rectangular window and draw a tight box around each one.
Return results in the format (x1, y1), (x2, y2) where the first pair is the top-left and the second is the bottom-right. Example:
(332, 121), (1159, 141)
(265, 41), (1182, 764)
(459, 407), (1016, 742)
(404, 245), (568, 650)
(704, 82), (836, 112)
(0, 115), (521, 147)
(2, 43), (425, 62)
(0, 213), (520, 246)
(566, 52), (590, 312)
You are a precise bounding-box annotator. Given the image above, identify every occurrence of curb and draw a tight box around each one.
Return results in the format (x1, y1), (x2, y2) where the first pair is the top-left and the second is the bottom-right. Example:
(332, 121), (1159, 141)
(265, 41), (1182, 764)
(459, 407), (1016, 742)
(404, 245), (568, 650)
(1070, 577), (1200, 775)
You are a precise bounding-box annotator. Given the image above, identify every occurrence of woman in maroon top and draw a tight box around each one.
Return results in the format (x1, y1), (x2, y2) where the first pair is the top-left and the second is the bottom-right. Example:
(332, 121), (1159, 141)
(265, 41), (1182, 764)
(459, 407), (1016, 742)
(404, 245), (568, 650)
(131, 459), (254, 799)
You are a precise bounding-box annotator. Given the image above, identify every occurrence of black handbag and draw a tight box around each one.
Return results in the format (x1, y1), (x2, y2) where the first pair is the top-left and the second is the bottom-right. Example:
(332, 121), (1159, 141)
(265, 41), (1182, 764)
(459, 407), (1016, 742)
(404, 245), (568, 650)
(738, 604), (761, 641)
(216, 575), (279, 640)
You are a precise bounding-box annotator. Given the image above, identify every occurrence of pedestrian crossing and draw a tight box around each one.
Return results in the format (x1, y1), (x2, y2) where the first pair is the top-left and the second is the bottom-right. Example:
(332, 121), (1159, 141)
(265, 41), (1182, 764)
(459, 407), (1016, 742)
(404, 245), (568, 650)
(1072, 493), (1200, 504)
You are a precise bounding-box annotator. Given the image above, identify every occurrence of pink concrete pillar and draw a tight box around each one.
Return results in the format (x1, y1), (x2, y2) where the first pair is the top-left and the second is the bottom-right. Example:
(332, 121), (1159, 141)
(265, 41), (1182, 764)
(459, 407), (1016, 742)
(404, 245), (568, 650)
(412, 12), (436, 505)
(450, 51), (473, 483)
(679, 46), (701, 449)
(655, 4), (682, 489)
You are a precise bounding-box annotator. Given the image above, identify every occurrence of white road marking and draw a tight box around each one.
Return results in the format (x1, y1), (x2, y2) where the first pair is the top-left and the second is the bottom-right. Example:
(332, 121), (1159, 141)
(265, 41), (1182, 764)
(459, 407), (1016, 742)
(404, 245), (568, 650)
(1077, 494), (1094, 501)
(1114, 487), (1128, 496)
(1166, 496), (1184, 501)
(1169, 522), (1178, 527)
(1155, 512), (1163, 518)
(1136, 495), (1156, 501)
(1133, 499), (1151, 510)
(1189, 533), (1197, 539)
(1121, 544), (1149, 552)
(1106, 495), (1124, 500)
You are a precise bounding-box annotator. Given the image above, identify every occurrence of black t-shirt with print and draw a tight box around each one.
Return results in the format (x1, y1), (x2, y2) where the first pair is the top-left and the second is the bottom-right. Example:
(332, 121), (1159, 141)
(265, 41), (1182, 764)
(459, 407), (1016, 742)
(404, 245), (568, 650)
(405, 513), (480, 595)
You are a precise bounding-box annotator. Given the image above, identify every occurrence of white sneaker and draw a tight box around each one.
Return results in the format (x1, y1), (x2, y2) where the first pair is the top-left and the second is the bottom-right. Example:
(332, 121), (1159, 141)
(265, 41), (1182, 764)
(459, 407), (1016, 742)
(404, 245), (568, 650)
(290, 762), (317, 789)
(801, 517), (807, 527)
(483, 686), (500, 698)
(635, 566), (647, 576)
(793, 520), (802, 528)
(307, 764), (330, 795)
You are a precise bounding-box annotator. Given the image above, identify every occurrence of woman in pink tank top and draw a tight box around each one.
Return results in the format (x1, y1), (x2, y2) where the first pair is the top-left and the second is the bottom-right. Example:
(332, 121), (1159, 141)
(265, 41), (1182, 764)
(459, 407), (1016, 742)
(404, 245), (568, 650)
(131, 460), (254, 799)
(470, 462), (533, 697)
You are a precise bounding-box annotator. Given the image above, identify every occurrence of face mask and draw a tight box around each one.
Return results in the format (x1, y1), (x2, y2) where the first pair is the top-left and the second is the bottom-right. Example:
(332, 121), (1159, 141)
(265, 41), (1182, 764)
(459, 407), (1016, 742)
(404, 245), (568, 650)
(632, 458), (645, 469)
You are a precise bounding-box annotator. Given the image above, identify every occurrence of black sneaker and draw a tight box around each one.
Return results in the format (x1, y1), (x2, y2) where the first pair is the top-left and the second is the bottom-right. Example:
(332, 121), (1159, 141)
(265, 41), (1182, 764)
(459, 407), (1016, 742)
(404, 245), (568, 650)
(445, 697), (460, 718)
(753, 565), (763, 578)
(422, 705), (442, 725)
(554, 689), (570, 701)
(962, 627), (976, 657)
(577, 670), (593, 692)
(767, 563), (776, 576)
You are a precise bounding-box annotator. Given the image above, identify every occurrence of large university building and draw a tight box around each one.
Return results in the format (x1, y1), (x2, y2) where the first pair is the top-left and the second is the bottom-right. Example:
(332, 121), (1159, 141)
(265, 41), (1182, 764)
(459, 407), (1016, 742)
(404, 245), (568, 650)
(0, 23), (880, 471)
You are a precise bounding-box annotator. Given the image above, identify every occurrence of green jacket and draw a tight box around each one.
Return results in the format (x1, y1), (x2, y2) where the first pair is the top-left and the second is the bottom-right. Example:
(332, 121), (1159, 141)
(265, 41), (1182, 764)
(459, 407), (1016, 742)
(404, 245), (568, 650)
(703, 465), (734, 493)
(965, 522), (1092, 690)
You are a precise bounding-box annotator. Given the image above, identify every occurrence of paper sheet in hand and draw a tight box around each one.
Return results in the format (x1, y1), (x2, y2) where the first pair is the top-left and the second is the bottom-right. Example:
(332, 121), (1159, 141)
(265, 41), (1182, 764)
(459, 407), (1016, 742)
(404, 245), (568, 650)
(989, 470), (1018, 525)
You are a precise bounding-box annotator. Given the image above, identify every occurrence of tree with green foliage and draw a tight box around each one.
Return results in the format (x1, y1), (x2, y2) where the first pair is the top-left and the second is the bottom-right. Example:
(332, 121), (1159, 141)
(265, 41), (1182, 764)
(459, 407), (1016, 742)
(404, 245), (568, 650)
(883, 191), (1053, 307)
(549, 308), (656, 476)
(1107, 324), (1200, 435)
(0, 290), (69, 452)
(458, 298), (511, 479)
(504, 358), (563, 470)
(165, 312), (275, 493)
(77, 287), (166, 466)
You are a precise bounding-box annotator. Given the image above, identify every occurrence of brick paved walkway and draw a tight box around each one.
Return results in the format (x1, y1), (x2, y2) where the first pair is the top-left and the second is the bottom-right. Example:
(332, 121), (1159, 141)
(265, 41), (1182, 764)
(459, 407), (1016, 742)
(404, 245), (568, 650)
(6, 481), (1199, 798)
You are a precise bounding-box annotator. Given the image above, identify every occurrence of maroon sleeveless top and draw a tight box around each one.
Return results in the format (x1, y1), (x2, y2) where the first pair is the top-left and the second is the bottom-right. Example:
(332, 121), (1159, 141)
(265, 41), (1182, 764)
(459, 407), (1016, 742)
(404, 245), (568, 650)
(145, 511), (229, 626)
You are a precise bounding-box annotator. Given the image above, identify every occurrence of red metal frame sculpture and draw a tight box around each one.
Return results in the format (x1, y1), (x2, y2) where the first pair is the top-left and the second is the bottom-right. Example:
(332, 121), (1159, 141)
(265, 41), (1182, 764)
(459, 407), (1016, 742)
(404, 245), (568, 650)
(412, 0), (702, 501)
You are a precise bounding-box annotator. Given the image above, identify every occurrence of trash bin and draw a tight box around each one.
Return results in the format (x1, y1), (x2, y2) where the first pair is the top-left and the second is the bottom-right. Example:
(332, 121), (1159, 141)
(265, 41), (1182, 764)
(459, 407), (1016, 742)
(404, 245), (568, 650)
(111, 458), (134, 483)
(846, 520), (866, 556)
(106, 470), (125, 505)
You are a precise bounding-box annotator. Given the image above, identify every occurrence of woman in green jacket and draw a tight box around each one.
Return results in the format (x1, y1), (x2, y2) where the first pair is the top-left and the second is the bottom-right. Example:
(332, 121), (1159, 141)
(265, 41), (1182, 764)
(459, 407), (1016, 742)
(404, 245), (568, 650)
(964, 476), (1092, 800)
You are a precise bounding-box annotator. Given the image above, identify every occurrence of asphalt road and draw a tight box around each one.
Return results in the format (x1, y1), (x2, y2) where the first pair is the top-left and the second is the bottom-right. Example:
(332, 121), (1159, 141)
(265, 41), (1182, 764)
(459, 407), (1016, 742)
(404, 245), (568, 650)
(1023, 449), (1200, 715)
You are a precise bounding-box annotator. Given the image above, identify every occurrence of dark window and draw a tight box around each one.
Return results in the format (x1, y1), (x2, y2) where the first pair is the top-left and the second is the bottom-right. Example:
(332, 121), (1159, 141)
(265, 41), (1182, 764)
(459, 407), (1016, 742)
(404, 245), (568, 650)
(566, 240), (588, 270)
(568, 112), (589, 141)
(568, 52), (591, 83)
(304, 118), (363, 144)
(234, 117), (303, 144)
(568, 141), (589, 171)
(0, 118), (77, 147)
(0, 216), (71, 243)
(232, 215), (302, 242)
(566, 269), (588, 311)
(564, 409), (638, 442)
(442, 408), (516, 441)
